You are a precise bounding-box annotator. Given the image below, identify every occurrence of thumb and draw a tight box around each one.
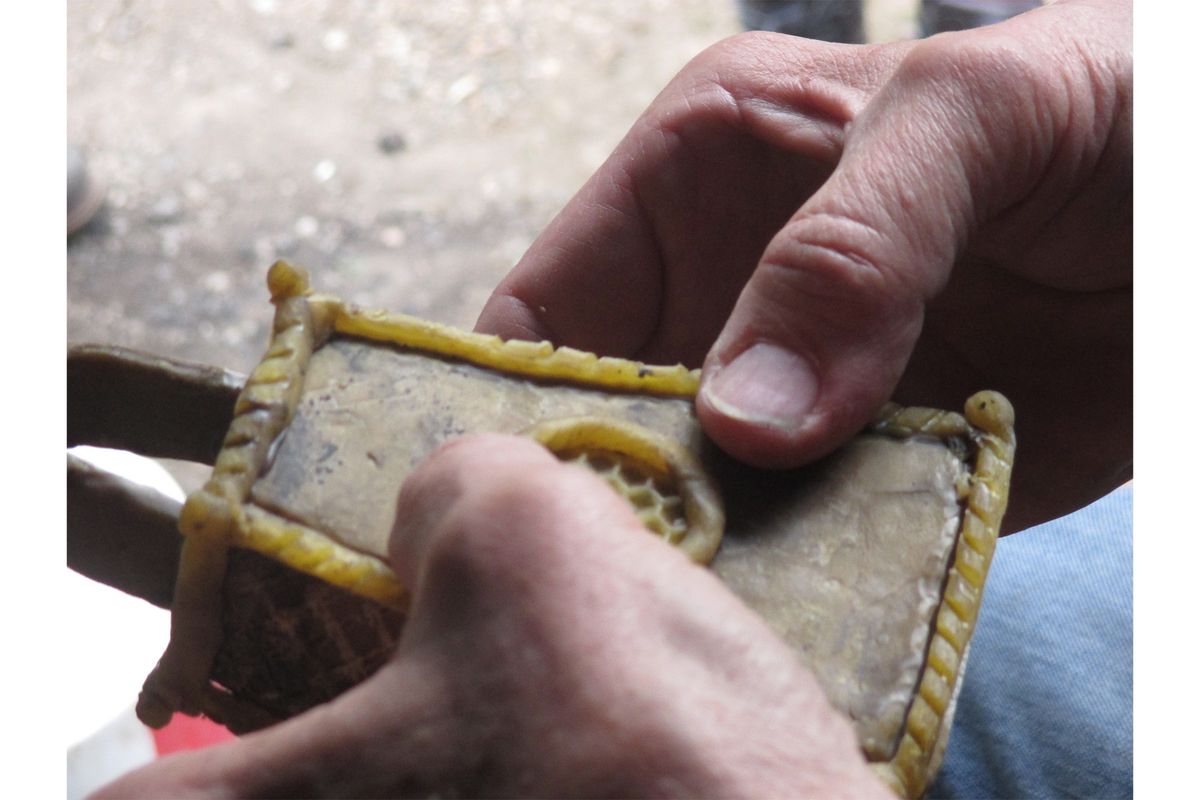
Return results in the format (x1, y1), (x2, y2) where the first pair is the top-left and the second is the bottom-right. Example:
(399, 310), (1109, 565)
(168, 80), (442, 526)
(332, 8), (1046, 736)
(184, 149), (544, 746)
(697, 33), (1032, 467)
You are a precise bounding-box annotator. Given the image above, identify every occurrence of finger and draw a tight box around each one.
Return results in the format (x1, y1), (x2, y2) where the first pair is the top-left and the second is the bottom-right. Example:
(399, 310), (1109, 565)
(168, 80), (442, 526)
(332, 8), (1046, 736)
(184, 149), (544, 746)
(698, 23), (1063, 467)
(384, 433), (884, 798)
(92, 657), (458, 798)
(95, 436), (661, 799)
(387, 433), (658, 596)
(385, 431), (838, 721)
(68, 344), (243, 463)
(476, 34), (907, 366)
(95, 434), (880, 798)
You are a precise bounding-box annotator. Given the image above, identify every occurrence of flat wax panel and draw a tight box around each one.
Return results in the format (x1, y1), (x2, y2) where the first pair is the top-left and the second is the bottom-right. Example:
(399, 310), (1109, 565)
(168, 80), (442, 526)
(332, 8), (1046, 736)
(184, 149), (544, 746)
(253, 336), (698, 556)
(713, 436), (966, 759)
(249, 336), (967, 759)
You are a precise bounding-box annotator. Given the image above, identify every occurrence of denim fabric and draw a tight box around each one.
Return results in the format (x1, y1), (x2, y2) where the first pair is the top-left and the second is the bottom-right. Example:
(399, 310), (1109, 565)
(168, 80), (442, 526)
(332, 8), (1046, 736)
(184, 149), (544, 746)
(930, 486), (1133, 799)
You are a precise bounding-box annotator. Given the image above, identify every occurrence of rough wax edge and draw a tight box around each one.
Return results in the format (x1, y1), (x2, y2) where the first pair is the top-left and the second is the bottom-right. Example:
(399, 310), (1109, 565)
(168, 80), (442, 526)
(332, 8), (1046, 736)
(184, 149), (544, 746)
(136, 262), (330, 728)
(235, 505), (409, 610)
(328, 303), (700, 396)
(871, 391), (1015, 799)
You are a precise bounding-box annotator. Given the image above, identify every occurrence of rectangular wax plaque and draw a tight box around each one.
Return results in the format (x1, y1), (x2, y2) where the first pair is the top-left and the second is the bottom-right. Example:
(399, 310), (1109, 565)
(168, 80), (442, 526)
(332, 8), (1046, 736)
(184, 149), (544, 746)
(139, 262), (1014, 799)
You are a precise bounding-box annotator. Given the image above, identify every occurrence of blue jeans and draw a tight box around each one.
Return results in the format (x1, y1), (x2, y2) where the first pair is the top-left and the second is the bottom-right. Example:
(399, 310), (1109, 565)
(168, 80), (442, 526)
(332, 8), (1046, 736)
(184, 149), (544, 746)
(931, 486), (1133, 799)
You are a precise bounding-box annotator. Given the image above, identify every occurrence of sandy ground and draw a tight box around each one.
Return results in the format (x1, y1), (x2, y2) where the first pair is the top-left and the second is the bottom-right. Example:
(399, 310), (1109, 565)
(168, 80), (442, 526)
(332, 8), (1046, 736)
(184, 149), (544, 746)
(68, 0), (918, 492)
(67, 0), (918, 365)
(69, 0), (744, 373)
(67, 0), (752, 489)
(66, 1), (756, 771)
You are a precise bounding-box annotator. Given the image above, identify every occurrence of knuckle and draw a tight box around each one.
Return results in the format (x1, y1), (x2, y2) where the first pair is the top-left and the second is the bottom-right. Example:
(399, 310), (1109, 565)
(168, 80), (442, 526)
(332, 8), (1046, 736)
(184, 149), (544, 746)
(392, 434), (557, 570)
(404, 434), (548, 501)
(418, 457), (590, 586)
(431, 432), (550, 472)
(898, 29), (1065, 133)
(694, 31), (778, 72)
(692, 30), (842, 91)
(418, 480), (539, 588)
(684, 31), (814, 102)
(765, 211), (923, 319)
(903, 28), (1038, 88)
(889, 28), (1077, 214)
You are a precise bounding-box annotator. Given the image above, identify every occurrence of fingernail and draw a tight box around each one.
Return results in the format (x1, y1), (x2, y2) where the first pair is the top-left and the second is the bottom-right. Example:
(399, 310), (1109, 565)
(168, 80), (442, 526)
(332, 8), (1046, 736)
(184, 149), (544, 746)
(701, 343), (817, 430)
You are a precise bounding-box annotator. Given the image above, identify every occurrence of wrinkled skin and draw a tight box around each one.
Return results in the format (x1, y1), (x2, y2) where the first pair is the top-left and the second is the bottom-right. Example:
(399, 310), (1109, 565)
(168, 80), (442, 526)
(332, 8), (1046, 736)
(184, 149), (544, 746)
(97, 436), (889, 798)
(478, 0), (1131, 533)
(100, 1), (1129, 795)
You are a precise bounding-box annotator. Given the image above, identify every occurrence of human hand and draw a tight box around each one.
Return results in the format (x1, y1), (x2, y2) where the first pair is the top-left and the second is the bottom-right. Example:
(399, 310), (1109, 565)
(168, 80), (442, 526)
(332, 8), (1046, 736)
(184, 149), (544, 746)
(476, 0), (1131, 532)
(95, 434), (889, 798)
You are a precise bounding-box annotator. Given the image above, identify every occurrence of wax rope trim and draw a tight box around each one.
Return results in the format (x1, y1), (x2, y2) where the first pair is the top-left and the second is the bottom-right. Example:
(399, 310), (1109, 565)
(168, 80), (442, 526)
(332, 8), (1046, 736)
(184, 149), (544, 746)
(137, 262), (328, 728)
(138, 260), (701, 729)
(870, 391), (1015, 798)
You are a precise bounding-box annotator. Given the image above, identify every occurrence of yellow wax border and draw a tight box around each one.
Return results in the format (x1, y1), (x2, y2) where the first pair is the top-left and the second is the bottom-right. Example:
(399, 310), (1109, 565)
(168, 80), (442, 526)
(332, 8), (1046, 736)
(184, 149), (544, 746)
(331, 305), (699, 397)
(525, 416), (725, 565)
(140, 261), (1014, 800)
(870, 391), (1015, 798)
(138, 260), (706, 727)
(138, 263), (329, 727)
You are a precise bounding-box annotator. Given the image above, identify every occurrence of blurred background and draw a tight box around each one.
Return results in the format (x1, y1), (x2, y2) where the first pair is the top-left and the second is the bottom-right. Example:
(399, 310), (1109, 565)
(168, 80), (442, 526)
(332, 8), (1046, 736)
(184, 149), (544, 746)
(67, 0), (933, 396)
(66, 1), (1032, 796)
(70, 0), (743, 377)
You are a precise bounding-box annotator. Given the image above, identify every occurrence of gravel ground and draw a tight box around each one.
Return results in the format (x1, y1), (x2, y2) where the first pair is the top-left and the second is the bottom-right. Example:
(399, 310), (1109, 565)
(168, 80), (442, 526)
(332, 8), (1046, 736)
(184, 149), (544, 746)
(67, 0), (916, 491)
(68, 0), (745, 373)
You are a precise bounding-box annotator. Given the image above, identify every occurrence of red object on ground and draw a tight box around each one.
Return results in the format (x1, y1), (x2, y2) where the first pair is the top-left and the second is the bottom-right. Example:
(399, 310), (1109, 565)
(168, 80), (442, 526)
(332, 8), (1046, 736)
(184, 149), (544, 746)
(152, 714), (236, 755)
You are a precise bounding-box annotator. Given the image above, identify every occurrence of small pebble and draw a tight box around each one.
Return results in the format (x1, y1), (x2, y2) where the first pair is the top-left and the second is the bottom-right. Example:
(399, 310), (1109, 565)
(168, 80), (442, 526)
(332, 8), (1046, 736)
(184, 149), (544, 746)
(274, 233), (300, 255)
(447, 74), (480, 104)
(377, 132), (408, 155)
(313, 160), (337, 183)
(294, 216), (320, 238)
(182, 180), (209, 202)
(380, 226), (406, 247)
(148, 195), (183, 224)
(159, 228), (182, 257)
(270, 71), (294, 93)
(253, 235), (275, 262)
(323, 28), (349, 52)
(203, 271), (232, 293)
